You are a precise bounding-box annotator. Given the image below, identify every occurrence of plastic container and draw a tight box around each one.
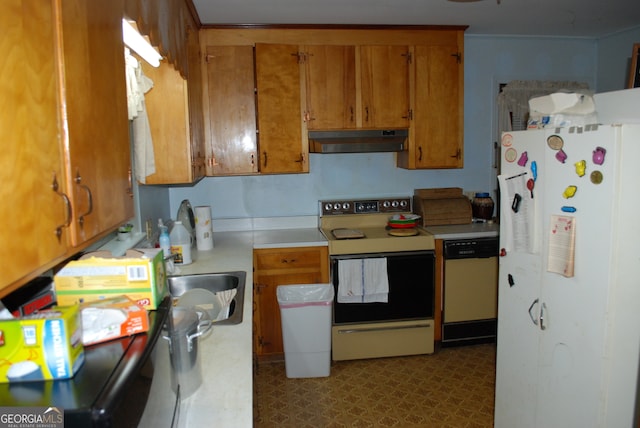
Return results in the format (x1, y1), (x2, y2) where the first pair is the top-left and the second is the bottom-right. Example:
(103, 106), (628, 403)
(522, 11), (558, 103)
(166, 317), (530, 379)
(159, 225), (171, 258)
(170, 221), (192, 265)
(472, 192), (494, 220)
(277, 283), (334, 378)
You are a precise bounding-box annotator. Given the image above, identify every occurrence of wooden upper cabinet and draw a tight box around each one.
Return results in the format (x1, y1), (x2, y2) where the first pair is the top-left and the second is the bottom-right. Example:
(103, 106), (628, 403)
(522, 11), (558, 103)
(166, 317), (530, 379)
(255, 44), (308, 174)
(57, 0), (133, 245)
(205, 45), (258, 175)
(2, 0), (133, 295)
(304, 45), (357, 130)
(1, 0), (69, 295)
(185, 18), (207, 182)
(398, 42), (464, 169)
(359, 45), (411, 129)
(304, 45), (410, 130)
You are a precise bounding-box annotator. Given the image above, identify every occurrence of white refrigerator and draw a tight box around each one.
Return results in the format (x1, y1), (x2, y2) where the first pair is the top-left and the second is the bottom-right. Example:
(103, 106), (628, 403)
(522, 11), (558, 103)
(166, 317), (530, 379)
(495, 122), (640, 428)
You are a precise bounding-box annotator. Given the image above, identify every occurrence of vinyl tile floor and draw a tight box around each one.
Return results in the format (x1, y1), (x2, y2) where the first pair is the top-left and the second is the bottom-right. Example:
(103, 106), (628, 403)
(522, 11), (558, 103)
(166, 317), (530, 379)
(254, 343), (496, 428)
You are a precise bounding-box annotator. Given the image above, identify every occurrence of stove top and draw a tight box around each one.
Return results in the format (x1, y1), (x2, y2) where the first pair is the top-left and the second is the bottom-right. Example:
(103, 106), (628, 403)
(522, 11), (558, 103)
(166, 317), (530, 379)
(319, 197), (435, 254)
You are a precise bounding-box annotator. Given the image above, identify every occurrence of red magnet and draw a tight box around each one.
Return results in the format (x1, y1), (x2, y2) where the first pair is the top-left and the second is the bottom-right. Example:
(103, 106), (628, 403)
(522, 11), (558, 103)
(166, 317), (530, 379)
(500, 248), (507, 257)
(593, 147), (606, 165)
(526, 178), (535, 198)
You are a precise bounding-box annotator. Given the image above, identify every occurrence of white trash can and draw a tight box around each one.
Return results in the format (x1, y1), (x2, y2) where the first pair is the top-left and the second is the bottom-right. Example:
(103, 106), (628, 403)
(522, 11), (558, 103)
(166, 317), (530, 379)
(277, 283), (334, 378)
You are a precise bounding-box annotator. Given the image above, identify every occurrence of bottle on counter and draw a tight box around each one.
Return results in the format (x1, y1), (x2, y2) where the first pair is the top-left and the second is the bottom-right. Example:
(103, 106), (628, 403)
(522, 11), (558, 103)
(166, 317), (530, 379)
(170, 221), (192, 265)
(159, 223), (171, 258)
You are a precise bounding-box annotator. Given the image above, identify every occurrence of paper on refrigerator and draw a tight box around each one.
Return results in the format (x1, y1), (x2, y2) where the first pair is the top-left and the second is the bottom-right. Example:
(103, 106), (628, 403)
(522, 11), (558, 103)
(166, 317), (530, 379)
(498, 172), (538, 253)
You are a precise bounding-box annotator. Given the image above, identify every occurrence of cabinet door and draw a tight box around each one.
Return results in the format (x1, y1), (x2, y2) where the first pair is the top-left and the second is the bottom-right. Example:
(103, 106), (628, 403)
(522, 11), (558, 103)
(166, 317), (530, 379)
(58, 0), (133, 245)
(360, 45), (411, 129)
(185, 19), (206, 182)
(204, 45), (257, 175)
(253, 246), (329, 357)
(304, 45), (357, 130)
(411, 44), (463, 168)
(1, 0), (69, 294)
(255, 44), (308, 174)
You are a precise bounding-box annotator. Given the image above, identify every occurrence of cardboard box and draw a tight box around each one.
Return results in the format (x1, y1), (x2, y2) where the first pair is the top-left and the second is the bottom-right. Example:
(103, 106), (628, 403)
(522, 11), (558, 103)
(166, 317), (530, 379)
(54, 249), (167, 310)
(0, 306), (85, 383)
(80, 296), (150, 346)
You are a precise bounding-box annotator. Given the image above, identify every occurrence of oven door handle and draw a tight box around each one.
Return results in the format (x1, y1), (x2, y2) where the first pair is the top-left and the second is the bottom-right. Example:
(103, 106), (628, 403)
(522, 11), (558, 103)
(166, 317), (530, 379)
(336, 323), (431, 334)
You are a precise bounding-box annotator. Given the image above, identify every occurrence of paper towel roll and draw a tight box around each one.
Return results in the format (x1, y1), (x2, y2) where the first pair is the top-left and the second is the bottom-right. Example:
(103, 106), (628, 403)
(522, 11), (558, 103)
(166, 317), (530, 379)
(194, 205), (214, 251)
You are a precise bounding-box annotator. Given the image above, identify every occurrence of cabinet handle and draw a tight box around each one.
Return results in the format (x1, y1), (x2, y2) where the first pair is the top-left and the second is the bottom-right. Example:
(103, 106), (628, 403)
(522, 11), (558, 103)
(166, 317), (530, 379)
(418, 146), (423, 162)
(350, 106), (354, 123)
(281, 258), (297, 264)
(127, 167), (133, 197)
(262, 151), (268, 168)
(528, 298), (539, 326)
(294, 154), (305, 163)
(74, 171), (93, 228)
(450, 148), (461, 159)
(250, 153), (255, 167)
(365, 106), (369, 122)
(52, 173), (71, 241)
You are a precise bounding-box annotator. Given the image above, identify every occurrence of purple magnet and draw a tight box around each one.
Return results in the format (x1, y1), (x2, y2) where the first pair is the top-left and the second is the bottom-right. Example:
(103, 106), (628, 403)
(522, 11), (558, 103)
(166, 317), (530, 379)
(517, 151), (529, 166)
(555, 149), (567, 163)
(593, 147), (606, 165)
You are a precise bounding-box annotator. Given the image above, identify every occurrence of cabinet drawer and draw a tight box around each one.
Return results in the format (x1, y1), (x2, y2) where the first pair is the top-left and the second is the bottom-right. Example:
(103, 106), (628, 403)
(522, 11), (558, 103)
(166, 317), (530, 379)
(254, 247), (327, 271)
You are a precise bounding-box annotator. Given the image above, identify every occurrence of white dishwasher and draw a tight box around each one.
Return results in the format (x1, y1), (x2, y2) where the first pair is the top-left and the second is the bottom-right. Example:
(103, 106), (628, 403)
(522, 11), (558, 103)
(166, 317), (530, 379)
(442, 237), (498, 346)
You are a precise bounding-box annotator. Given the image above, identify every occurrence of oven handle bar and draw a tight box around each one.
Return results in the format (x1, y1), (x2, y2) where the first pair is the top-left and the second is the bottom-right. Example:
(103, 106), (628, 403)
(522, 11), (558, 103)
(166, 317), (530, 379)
(336, 322), (432, 334)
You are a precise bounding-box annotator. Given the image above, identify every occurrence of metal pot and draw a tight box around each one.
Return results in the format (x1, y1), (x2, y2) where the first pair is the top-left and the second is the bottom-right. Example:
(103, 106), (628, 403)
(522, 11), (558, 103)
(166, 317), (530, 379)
(164, 306), (213, 398)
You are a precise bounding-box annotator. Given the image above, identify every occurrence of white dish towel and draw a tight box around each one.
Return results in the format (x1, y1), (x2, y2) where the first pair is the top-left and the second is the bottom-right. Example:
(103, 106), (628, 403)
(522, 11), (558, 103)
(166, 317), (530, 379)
(337, 258), (389, 303)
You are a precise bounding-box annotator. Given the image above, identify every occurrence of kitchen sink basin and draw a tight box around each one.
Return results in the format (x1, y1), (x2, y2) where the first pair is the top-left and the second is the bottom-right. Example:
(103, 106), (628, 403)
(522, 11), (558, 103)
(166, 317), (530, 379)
(167, 271), (246, 325)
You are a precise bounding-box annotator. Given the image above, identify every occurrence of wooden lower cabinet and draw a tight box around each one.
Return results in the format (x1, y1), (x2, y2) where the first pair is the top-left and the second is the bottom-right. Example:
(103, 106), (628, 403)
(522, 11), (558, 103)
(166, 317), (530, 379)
(253, 246), (329, 358)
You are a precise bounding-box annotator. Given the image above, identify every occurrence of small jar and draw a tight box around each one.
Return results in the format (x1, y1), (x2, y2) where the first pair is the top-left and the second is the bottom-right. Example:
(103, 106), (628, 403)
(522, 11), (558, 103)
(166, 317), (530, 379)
(472, 192), (494, 220)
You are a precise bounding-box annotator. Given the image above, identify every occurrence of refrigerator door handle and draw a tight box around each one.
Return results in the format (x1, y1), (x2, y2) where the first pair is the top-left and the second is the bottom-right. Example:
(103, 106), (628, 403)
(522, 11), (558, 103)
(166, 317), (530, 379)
(528, 298), (539, 326)
(539, 302), (547, 330)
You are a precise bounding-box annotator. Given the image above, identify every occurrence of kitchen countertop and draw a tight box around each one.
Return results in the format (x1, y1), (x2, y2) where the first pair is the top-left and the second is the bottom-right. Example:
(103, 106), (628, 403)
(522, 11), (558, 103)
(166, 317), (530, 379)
(424, 222), (499, 240)
(172, 228), (328, 428)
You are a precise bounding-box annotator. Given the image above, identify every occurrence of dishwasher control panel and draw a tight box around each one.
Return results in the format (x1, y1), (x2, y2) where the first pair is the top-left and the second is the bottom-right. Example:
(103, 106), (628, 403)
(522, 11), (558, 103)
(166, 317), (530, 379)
(443, 237), (498, 259)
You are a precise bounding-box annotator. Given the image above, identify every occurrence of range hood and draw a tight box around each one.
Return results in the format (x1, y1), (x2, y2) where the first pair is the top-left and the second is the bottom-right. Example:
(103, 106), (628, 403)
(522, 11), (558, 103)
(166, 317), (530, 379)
(308, 129), (408, 154)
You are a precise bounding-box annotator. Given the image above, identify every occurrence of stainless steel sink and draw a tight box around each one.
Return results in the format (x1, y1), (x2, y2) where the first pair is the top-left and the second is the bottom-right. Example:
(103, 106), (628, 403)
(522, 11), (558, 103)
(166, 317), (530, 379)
(167, 271), (246, 325)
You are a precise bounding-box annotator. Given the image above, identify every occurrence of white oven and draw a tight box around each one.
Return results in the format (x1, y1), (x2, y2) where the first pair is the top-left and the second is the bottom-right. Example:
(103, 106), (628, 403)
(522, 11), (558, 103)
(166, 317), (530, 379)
(319, 197), (436, 361)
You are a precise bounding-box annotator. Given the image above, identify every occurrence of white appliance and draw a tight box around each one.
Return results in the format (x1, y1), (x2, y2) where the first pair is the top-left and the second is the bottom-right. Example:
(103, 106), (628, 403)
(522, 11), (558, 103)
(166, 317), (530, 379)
(495, 122), (640, 428)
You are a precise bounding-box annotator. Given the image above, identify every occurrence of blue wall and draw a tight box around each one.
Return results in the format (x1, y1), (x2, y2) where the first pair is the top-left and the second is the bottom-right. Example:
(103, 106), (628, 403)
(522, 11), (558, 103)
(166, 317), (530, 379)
(151, 28), (639, 220)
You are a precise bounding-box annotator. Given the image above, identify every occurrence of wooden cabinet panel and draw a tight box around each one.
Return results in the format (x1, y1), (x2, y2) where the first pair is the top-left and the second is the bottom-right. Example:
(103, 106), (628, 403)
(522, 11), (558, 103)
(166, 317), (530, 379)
(205, 46), (257, 175)
(255, 44), (308, 174)
(1, 0), (69, 294)
(398, 41), (464, 169)
(2, 0), (133, 295)
(360, 45), (411, 129)
(141, 61), (196, 184)
(304, 44), (409, 130)
(58, 0), (133, 245)
(304, 45), (357, 130)
(253, 246), (329, 357)
(185, 18), (206, 182)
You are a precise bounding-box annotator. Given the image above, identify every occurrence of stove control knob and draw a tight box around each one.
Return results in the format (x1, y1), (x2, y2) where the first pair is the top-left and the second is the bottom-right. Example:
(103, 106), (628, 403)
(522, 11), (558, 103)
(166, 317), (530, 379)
(342, 202), (350, 211)
(324, 203), (333, 212)
(391, 200), (399, 208)
(399, 200), (408, 208)
(382, 201), (391, 208)
(333, 204), (342, 211)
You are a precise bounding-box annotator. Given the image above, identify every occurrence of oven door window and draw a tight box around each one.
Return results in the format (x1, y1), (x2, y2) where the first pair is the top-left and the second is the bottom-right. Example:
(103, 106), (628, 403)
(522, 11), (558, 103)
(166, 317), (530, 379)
(332, 252), (435, 324)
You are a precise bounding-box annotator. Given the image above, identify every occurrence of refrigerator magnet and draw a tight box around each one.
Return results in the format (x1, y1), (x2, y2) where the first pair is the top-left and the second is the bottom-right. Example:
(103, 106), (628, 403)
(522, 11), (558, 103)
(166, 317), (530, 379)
(505, 147), (517, 163)
(547, 135), (564, 150)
